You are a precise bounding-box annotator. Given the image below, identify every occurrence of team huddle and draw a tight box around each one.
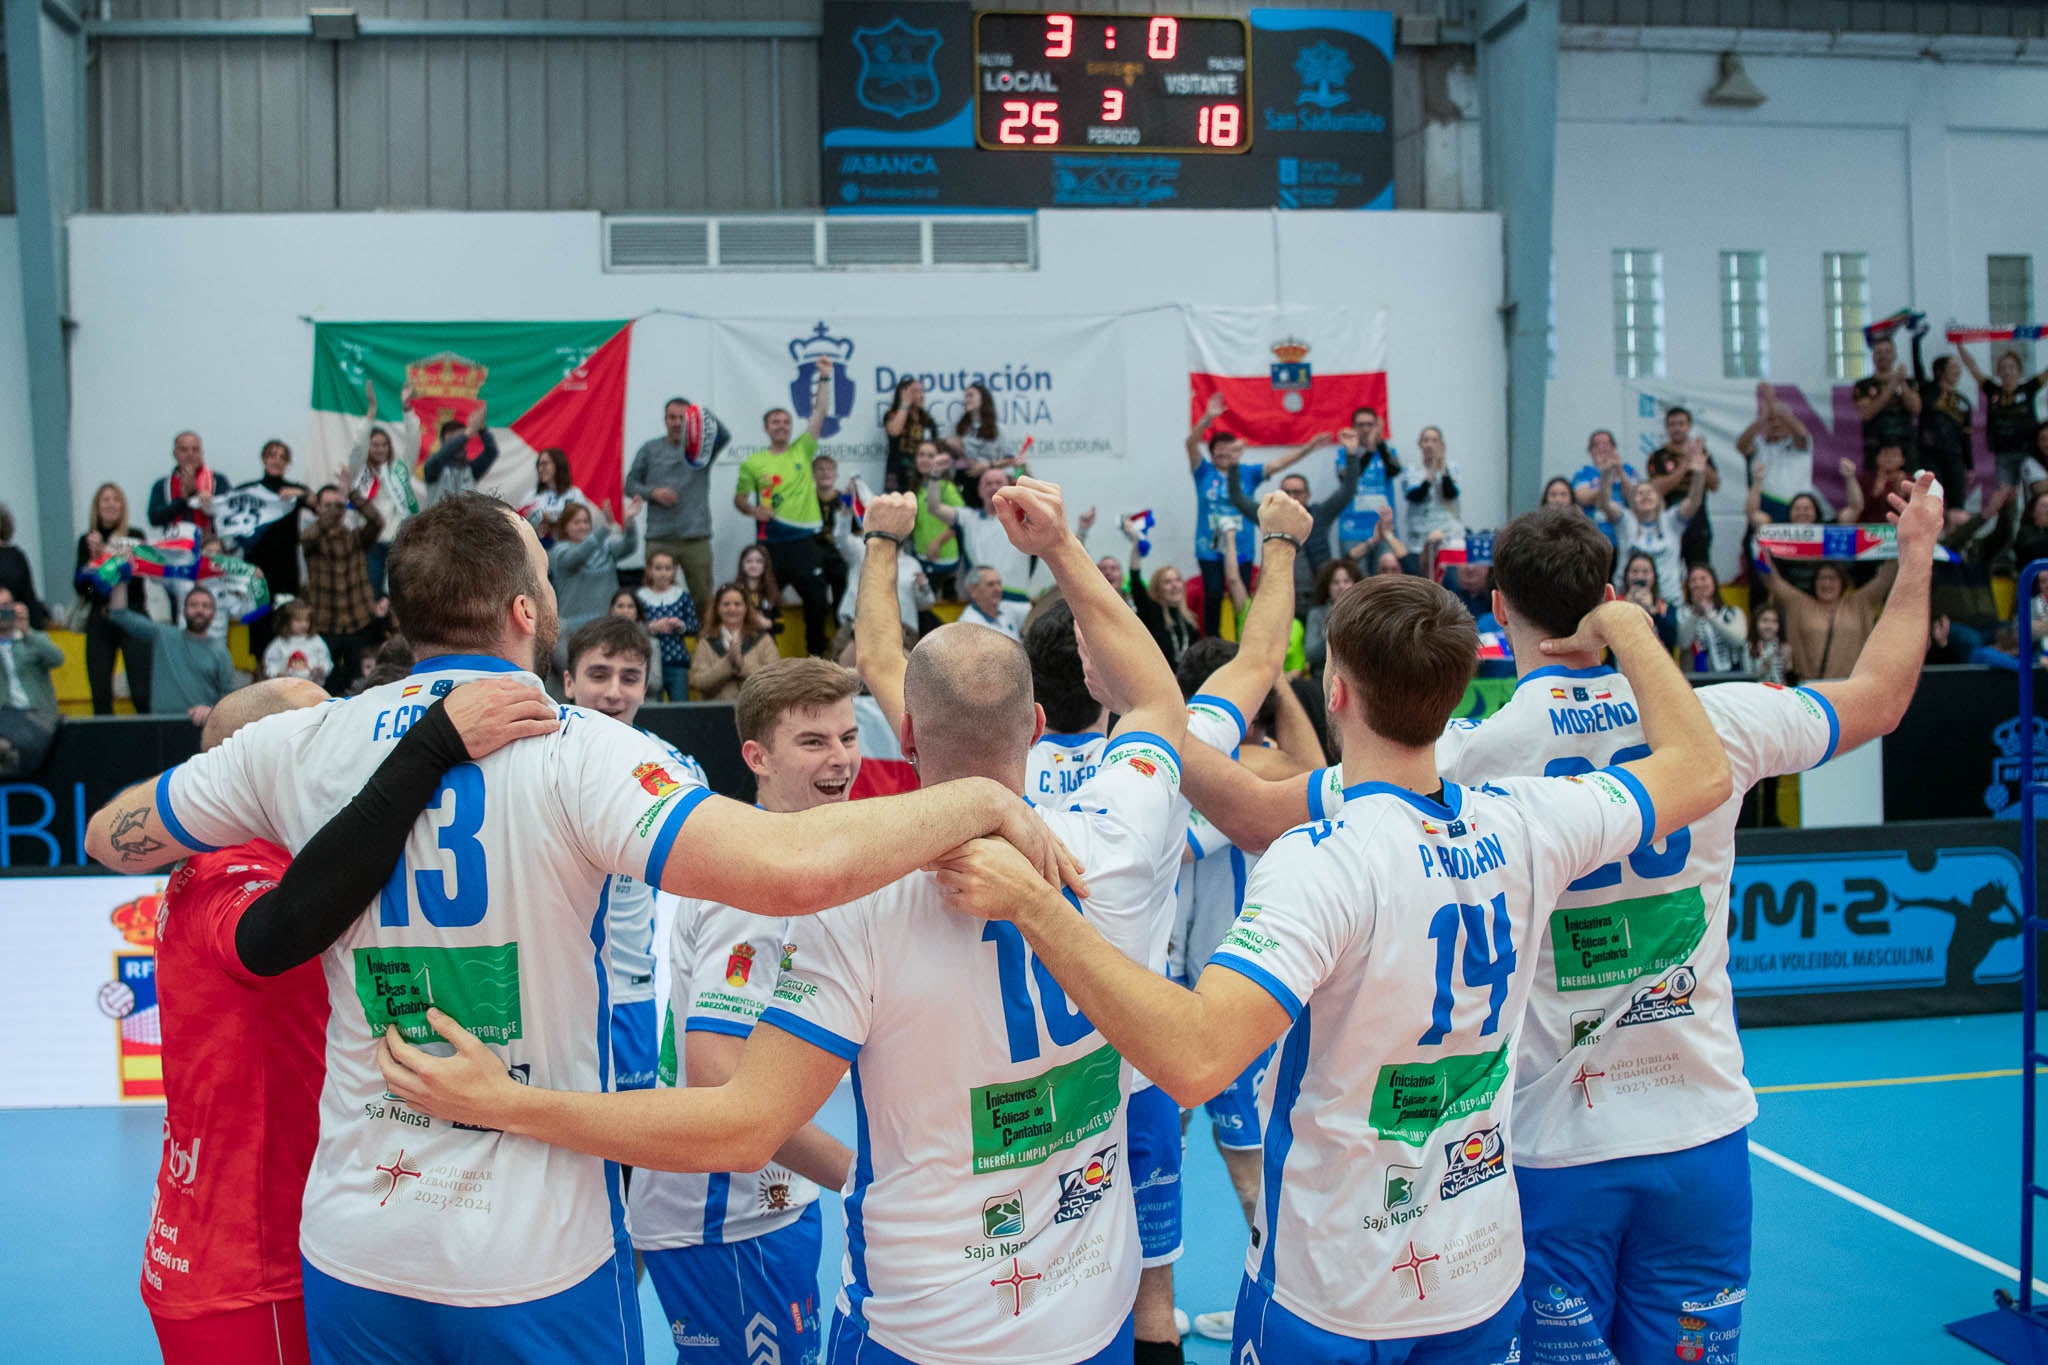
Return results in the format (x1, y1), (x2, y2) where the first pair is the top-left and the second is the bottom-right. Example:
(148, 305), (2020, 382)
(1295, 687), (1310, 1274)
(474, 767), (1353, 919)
(90, 464), (1943, 1365)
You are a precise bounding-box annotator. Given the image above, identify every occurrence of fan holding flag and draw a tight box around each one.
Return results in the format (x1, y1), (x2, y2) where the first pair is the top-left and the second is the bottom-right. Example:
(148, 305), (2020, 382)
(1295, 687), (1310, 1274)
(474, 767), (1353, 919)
(628, 395), (733, 617)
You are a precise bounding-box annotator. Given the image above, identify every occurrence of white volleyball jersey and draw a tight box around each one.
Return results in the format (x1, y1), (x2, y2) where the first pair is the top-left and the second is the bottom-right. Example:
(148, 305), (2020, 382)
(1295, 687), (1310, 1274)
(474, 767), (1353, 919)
(756, 733), (1185, 1365)
(1025, 730), (1108, 805)
(1172, 808), (1256, 987)
(1432, 667), (1839, 1168)
(629, 898), (819, 1251)
(605, 744), (704, 1010)
(1207, 772), (1652, 1339)
(162, 657), (712, 1306)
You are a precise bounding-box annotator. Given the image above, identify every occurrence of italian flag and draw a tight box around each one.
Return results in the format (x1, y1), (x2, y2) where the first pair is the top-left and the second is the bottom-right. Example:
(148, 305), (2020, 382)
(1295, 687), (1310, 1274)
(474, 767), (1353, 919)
(308, 320), (635, 517)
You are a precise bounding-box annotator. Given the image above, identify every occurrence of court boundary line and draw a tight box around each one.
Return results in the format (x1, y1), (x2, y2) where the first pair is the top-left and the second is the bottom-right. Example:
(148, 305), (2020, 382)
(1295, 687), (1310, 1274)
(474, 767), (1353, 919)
(1749, 1140), (2048, 1296)
(1754, 1068), (2021, 1095)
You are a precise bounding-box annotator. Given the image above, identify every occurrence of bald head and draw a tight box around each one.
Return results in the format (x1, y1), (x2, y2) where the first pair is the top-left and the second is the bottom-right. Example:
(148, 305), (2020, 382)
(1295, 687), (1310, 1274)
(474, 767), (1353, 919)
(201, 677), (328, 751)
(901, 623), (1038, 785)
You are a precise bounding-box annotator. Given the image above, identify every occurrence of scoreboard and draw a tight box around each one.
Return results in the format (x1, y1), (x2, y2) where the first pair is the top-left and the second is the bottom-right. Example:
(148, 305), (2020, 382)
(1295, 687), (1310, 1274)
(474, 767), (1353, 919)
(821, 4), (1393, 211)
(973, 13), (1252, 154)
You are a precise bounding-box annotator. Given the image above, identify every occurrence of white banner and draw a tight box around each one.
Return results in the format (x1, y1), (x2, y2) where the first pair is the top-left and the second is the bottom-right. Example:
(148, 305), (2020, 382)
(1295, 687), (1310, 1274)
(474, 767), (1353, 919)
(0, 875), (169, 1108)
(708, 315), (1129, 468)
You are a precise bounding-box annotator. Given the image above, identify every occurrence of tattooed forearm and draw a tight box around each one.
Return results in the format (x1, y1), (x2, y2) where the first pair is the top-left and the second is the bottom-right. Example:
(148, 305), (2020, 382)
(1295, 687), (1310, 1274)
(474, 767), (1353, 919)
(109, 806), (166, 862)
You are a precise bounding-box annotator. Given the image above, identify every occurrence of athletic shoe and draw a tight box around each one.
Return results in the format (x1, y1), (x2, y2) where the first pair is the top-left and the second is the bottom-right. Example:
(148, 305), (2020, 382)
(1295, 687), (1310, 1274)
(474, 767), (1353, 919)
(1174, 1307), (1190, 1338)
(1193, 1309), (1233, 1341)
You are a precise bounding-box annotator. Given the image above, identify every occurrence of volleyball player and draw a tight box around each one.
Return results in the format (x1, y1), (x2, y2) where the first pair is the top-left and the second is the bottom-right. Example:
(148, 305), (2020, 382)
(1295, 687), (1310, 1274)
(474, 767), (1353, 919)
(84, 494), (1081, 1363)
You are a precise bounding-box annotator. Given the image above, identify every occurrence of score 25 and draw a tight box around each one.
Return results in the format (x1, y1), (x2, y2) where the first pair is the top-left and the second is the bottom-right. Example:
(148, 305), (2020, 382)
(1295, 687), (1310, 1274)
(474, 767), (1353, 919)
(996, 100), (1061, 145)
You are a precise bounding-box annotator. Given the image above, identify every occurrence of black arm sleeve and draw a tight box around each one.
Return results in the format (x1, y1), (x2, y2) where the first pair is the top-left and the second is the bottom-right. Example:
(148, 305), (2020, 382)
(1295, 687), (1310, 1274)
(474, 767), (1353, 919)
(233, 700), (474, 977)
(1224, 463), (1259, 520)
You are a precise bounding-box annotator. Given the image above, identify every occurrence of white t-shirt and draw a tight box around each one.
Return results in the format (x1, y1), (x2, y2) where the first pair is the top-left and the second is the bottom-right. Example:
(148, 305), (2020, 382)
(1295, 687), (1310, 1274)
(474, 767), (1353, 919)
(629, 898), (821, 1251)
(1432, 668), (1839, 1168)
(959, 598), (1030, 642)
(957, 509), (1035, 596)
(162, 659), (712, 1306)
(756, 734), (1185, 1365)
(1025, 730), (1108, 805)
(607, 744), (705, 1012)
(1171, 808), (1255, 988)
(1749, 433), (1812, 506)
(1616, 503), (1686, 603)
(1207, 770), (1653, 1339)
(262, 633), (333, 684)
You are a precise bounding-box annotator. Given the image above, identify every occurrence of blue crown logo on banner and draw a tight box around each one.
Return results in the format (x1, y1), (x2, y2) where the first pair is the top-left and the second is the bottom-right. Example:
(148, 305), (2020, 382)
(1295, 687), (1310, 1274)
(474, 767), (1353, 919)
(789, 322), (858, 440)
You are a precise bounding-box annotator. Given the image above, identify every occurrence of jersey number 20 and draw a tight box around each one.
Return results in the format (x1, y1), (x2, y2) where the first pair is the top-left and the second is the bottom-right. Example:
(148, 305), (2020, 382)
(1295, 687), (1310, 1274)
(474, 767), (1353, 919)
(1544, 747), (1691, 890)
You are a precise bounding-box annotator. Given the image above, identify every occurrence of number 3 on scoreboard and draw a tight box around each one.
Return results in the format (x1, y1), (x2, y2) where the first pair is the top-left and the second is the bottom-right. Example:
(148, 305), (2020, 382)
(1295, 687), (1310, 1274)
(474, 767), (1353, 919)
(997, 100), (1062, 146)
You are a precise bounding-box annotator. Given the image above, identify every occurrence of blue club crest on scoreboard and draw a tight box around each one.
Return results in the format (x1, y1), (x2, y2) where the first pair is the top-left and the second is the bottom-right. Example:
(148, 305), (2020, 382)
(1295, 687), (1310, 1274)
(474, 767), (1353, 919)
(852, 18), (945, 119)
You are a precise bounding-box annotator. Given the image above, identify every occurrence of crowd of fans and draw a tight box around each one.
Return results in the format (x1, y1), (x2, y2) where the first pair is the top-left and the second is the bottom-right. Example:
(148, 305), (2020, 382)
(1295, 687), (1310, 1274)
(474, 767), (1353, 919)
(1, 324), (2043, 778)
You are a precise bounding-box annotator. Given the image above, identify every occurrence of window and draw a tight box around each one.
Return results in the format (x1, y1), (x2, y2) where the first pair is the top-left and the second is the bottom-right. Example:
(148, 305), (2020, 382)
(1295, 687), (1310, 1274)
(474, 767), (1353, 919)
(1719, 251), (1768, 379)
(1989, 254), (2035, 371)
(1824, 252), (1870, 381)
(1612, 249), (1665, 379)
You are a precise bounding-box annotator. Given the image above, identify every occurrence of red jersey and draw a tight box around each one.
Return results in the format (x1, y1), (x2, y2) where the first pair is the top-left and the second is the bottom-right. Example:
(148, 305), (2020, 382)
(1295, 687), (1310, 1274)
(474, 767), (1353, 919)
(142, 843), (327, 1319)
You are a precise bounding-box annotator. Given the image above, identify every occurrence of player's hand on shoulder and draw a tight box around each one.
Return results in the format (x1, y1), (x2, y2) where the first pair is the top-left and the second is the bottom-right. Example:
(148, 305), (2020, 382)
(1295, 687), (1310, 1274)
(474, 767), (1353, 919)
(931, 837), (1061, 922)
(1258, 489), (1314, 544)
(376, 1010), (518, 1130)
(991, 476), (1072, 557)
(864, 492), (918, 540)
(441, 678), (562, 759)
(993, 798), (1090, 901)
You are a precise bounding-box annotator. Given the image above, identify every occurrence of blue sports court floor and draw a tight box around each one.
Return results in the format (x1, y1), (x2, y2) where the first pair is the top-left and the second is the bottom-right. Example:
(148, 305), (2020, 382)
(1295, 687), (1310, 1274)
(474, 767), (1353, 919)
(3, 1012), (2035, 1362)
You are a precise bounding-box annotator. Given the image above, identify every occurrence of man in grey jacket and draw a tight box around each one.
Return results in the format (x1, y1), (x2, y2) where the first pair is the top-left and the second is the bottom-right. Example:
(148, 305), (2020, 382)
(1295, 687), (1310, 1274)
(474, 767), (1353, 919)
(110, 587), (240, 727)
(625, 396), (730, 615)
(0, 583), (63, 775)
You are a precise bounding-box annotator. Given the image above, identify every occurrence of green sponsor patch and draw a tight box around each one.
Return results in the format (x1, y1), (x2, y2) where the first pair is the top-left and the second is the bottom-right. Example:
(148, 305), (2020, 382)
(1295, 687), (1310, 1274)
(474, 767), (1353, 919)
(657, 1005), (677, 1088)
(1550, 888), (1706, 992)
(692, 988), (767, 1024)
(1220, 923), (1279, 957)
(772, 977), (819, 1007)
(969, 1044), (1122, 1174)
(353, 943), (522, 1045)
(1370, 1043), (1510, 1146)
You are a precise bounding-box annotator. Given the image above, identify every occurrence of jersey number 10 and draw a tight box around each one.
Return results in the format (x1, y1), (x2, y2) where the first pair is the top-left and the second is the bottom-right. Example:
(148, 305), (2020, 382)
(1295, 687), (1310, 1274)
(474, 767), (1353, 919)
(983, 907), (1095, 1064)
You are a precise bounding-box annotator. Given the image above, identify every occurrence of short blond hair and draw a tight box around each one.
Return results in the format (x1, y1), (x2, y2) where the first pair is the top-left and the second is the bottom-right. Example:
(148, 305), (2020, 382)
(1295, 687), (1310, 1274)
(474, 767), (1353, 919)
(735, 657), (861, 746)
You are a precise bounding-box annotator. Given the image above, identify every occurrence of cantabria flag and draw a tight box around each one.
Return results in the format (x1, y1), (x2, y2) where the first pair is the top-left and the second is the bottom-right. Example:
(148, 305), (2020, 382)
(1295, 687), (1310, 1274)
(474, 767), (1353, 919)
(308, 320), (635, 517)
(1184, 306), (1389, 447)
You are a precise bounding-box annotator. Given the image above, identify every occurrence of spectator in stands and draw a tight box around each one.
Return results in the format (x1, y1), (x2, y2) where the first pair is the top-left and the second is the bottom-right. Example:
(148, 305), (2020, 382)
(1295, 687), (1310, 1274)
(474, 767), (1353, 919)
(1645, 406), (1721, 566)
(911, 441), (966, 600)
(1787, 492), (1830, 524)
(238, 439), (313, 661)
(301, 483), (386, 693)
(737, 361), (835, 656)
(149, 430), (226, 538)
(947, 382), (1018, 497)
(1184, 394), (1321, 633)
(925, 466), (1024, 595)
(1231, 430), (1360, 612)
(1759, 549), (1899, 680)
(1749, 604), (1789, 685)
(810, 452), (851, 619)
(523, 447), (593, 545)
(1401, 425), (1462, 542)
(1359, 523), (1414, 577)
(76, 482), (152, 714)
(1912, 333), (1974, 501)
(1541, 477), (1575, 511)
(1736, 382), (1814, 523)
(261, 599), (332, 686)
(635, 549), (697, 702)
(1675, 564), (1748, 676)
(1597, 437), (1706, 601)
(1928, 485), (2017, 658)
(605, 589), (665, 702)
(959, 566), (1029, 641)
(2013, 490), (2048, 571)
(0, 583), (61, 776)
(691, 582), (779, 700)
(1620, 549), (1679, 649)
(628, 396), (727, 614)
(1573, 429), (1639, 545)
(108, 585), (236, 726)
(1132, 558), (1199, 673)
(1961, 344), (2048, 489)
(0, 502), (46, 630)
(1304, 558), (1360, 674)
(1334, 406), (1403, 558)
(1855, 332), (1921, 469)
(883, 376), (939, 493)
(344, 380), (419, 597)
(1840, 446), (1914, 525)
(1096, 553), (1133, 606)
(1445, 562), (1493, 621)
(421, 407), (498, 505)
(548, 497), (642, 648)
(734, 542), (785, 637)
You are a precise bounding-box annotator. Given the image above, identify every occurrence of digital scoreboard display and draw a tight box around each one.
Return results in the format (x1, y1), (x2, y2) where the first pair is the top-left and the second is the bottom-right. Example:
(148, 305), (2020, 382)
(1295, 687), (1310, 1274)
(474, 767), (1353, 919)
(973, 13), (1252, 154)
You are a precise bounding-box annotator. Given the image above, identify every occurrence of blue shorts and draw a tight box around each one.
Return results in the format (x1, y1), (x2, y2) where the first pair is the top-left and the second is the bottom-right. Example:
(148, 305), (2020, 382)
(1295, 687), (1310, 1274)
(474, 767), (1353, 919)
(611, 998), (658, 1091)
(1233, 1274), (1519, 1364)
(642, 1203), (823, 1365)
(1125, 1082), (1184, 1266)
(1517, 1128), (1751, 1365)
(302, 1241), (642, 1365)
(1205, 1043), (1275, 1151)
(827, 1309), (1134, 1363)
